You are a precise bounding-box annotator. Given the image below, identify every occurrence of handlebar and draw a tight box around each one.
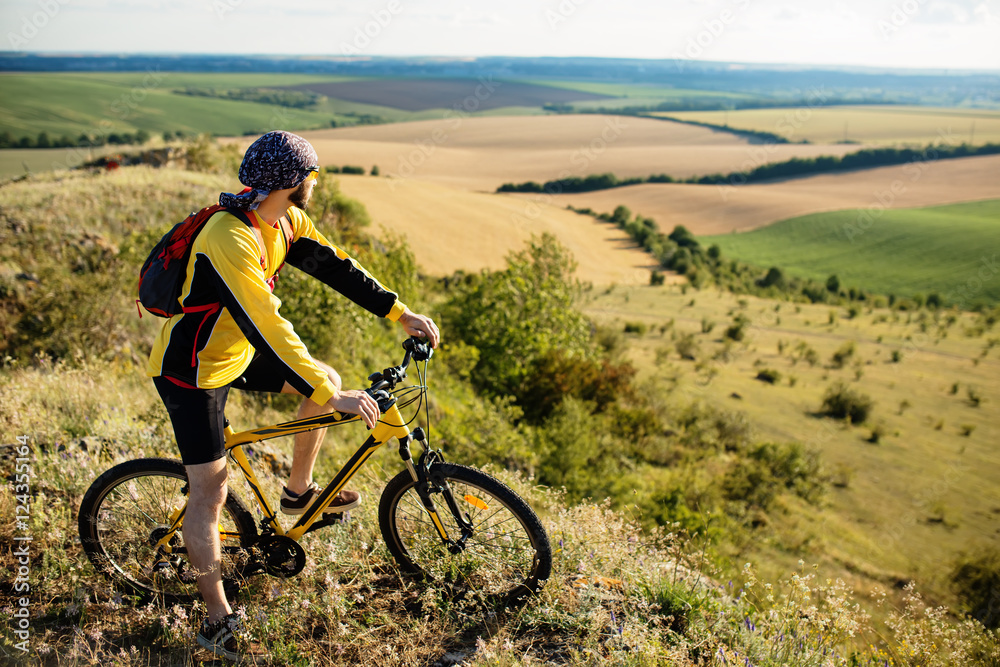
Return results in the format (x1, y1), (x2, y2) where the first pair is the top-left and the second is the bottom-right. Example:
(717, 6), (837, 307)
(367, 337), (433, 394)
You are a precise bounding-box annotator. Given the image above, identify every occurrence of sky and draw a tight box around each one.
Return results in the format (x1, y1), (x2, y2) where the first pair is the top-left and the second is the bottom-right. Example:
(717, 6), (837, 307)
(2, 0), (999, 71)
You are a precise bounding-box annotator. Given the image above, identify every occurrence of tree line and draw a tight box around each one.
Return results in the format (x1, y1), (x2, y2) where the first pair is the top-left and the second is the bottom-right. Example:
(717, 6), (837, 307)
(497, 142), (1000, 194)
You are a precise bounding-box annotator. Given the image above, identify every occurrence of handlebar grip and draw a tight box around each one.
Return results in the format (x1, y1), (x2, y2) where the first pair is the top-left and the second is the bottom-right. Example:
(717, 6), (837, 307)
(402, 337), (433, 362)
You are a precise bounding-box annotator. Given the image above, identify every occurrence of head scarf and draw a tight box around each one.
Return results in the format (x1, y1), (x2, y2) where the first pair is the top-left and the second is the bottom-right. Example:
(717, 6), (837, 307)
(219, 131), (319, 210)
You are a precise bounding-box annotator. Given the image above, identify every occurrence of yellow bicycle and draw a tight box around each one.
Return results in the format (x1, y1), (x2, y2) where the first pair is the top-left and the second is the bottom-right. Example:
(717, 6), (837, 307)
(78, 338), (552, 607)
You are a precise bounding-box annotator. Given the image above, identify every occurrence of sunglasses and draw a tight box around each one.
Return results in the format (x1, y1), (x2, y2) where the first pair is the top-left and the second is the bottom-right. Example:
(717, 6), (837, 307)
(304, 169), (319, 182)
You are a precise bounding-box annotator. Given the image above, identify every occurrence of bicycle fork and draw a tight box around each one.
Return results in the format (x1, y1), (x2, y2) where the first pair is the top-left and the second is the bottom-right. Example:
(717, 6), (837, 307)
(399, 428), (475, 553)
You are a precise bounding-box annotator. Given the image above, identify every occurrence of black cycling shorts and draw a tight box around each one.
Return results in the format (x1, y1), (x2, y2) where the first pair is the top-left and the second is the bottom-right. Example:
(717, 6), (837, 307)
(153, 353), (289, 466)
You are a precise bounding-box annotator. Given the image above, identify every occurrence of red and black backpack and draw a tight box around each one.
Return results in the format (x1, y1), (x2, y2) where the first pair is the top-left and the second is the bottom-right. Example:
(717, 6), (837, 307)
(137, 203), (292, 318)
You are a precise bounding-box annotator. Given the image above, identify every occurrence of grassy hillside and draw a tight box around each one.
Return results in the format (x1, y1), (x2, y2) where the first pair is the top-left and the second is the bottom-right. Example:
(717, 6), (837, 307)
(705, 200), (1000, 307)
(0, 73), (349, 140)
(661, 106), (1000, 145)
(583, 285), (1000, 590)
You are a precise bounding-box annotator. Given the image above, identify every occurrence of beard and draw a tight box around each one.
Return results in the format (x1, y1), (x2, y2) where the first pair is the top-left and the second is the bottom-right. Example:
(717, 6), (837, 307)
(289, 181), (311, 209)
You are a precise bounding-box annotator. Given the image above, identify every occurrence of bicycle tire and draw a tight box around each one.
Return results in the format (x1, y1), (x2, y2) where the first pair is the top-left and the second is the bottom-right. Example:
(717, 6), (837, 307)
(379, 463), (551, 606)
(78, 458), (257, 603)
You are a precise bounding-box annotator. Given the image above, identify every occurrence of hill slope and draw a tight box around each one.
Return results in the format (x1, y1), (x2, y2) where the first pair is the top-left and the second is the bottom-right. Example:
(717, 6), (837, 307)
(335, 174), (658, 284)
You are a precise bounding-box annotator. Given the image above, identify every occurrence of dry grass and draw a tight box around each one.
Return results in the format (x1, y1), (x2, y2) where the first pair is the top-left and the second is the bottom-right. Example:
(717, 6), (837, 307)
(334, 174), (663, 285)
(583, 284), (1000, 599)
(662, 105), (1000, 145)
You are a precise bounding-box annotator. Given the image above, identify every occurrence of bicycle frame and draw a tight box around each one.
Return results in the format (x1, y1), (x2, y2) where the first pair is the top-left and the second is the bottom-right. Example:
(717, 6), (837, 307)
(225, 403), (411, 542)
(150, 371), (456, 566)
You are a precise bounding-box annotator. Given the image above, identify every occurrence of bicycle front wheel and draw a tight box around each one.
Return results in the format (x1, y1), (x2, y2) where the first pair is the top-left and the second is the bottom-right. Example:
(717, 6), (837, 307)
(379, 463), (551, 606)
(78, 458), (257, 603)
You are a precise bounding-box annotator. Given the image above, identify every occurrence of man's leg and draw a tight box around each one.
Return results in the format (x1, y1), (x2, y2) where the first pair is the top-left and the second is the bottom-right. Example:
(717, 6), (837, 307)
(184, 457), (232, 623)
(283, 359), (340, 495)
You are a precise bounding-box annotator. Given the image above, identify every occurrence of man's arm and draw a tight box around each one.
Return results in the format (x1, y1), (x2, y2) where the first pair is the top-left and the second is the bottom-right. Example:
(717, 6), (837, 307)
(283, 210), (405, 320)
(284, 209), (439, 347)
(199, 218), (337, 405)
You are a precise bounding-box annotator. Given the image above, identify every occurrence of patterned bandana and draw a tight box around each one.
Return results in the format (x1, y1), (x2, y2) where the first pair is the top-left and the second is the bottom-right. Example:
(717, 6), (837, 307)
(219, 131), (319, 210)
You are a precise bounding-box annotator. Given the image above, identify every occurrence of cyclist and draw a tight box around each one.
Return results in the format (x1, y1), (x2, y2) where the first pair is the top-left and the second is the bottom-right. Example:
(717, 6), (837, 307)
(147, 130), (439, 661)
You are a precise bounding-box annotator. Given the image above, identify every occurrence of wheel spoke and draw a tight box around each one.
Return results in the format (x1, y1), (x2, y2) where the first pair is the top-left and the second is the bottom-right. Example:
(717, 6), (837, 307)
(383, 466), (550, 603)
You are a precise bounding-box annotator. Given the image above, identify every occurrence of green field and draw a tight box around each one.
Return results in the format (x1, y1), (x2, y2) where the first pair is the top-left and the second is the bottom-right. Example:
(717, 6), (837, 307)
(0, 72), (456, 142)
(705, 200), (1000, 306)
(661, 105), (1000, 145)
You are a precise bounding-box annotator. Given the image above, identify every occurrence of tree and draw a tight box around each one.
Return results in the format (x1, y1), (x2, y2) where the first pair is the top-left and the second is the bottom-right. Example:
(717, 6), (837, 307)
(611, 205), (631, 226)
(668, 225), (699, 249)
(826, 274), (840, 293)
(758, 267), (785, 289)
(443, 234), (593, 399)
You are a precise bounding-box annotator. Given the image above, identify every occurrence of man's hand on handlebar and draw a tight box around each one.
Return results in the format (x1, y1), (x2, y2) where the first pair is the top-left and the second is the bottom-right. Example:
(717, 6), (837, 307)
(398, 308), (440, 348)
(327, 388), (380, 429)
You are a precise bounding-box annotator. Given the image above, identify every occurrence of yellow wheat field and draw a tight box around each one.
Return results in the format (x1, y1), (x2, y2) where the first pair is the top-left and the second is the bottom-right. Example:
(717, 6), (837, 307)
(290, 115), (867, 191)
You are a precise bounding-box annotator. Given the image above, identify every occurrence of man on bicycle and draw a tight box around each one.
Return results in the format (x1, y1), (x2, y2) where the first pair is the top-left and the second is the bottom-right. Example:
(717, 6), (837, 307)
(147, 130), (439, 661)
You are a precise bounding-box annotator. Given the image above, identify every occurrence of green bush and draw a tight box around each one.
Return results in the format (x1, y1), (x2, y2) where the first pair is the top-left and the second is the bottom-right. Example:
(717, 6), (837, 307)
(821, 382), (873, 424)
(442, 233), (593, 400)
(951, 547), (1000, 629)
(724, 314), (749, 341)
(830, 341), (856, 368)
(755, 369), (781, 384)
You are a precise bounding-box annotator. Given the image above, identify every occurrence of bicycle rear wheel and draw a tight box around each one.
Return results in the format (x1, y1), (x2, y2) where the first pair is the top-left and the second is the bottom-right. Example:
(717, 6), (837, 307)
(379, 463), (551, 606)
(78, 458), (257, 603)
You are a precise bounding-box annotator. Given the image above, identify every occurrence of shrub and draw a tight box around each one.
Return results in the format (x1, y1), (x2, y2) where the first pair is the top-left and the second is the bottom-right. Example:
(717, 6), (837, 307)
(868, 422), (887, 443)
(724, 314), (749, 341)
(830, 341), (856, 368)
(967, 386), (982, 407)
(755, 369), (781, 384)
(649, 270), (665, 286)
(821, 382), (873, 424)
(624, 321), (648, 335)
(675, 332), (700, 360)
(951, 547), (1000, 629)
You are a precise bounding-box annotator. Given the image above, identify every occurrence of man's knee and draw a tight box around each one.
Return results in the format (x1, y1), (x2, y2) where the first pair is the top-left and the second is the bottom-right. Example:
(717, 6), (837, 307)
(186, 460), (228, 506)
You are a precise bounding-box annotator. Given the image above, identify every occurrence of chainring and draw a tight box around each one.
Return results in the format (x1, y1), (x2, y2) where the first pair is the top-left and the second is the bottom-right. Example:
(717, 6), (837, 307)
(257, 535), (307, 578)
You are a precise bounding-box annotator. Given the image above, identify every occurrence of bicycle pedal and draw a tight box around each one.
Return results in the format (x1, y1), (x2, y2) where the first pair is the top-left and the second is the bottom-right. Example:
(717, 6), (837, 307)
(304, 514), (345, 534)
